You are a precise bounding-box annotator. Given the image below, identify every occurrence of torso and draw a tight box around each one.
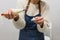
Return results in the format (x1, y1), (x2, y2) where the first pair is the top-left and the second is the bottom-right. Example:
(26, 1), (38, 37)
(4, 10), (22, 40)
(19, 12), (44, 40)
(18, 2), (46, 40)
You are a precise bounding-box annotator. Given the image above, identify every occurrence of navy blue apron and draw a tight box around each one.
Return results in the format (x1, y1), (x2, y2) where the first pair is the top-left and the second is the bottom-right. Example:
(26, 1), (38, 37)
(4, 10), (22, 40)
(19, 12), (44, 40)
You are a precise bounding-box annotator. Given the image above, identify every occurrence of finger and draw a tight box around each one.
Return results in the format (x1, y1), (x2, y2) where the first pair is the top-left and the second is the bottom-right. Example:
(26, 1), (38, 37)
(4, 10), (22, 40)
(5, 14), (9, 18)
(11, 10), (15, 18)
(4, 11), (10, 19)
(37, 19), (44, 23)
(3, 14), (8, 18)
(34, 19), (44, 24)
(1, 13), (7, 16)
(8, 12), (10, 19)
(9, 9), (14, 18)
(35, 17), (38, 19)
(35, 16), (43, 21)
(8, 10), (12, 19)
(5, 11), (10, 19)
(9, 9), (15, 18)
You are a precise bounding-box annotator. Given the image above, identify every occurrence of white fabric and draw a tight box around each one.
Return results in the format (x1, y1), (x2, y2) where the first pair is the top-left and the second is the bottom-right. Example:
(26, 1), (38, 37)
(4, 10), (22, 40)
(44, 36), (50, 40)
(12, 0), (52, 39)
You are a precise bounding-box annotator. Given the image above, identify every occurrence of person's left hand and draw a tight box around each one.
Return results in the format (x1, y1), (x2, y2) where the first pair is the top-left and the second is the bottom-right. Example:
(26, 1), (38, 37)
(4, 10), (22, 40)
(34, 16), (44, 25)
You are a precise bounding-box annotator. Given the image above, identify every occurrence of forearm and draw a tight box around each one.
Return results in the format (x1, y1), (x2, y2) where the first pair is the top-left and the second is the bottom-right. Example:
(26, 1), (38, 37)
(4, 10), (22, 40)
(12, 14), (26, 29)
(12, 9), (26, 29)
(37, 18), (52, 37)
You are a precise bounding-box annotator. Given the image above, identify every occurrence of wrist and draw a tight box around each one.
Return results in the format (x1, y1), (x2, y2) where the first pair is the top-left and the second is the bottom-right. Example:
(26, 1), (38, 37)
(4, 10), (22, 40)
(14, 15), (19, 21)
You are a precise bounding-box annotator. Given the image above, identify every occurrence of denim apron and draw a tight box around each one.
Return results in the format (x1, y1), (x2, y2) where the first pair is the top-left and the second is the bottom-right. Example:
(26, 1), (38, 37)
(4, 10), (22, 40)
(19, 12), (44, 40)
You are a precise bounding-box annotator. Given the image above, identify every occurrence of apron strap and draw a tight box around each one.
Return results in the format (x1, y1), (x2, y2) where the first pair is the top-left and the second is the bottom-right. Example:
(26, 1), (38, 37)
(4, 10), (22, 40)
(25, 0), (31, 14)
(38, 1), (41, 15)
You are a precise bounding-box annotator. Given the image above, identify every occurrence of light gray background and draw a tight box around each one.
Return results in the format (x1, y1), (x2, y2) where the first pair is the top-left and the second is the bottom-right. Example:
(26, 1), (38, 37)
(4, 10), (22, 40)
(0, 0), (60, 40)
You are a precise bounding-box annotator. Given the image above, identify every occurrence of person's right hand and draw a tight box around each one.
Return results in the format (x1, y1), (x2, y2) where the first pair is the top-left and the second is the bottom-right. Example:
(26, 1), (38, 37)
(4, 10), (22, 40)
(1, 9), (18, 19)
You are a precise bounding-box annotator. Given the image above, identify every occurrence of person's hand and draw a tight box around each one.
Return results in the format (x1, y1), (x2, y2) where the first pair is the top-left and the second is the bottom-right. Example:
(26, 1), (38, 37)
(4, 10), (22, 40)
(1, 9), (18, 19)
(34, 16), (44, 28)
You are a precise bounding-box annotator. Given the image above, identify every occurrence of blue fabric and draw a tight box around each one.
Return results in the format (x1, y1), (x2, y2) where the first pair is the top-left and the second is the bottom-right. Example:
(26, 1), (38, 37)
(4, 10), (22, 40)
(19, 13), (44, 40)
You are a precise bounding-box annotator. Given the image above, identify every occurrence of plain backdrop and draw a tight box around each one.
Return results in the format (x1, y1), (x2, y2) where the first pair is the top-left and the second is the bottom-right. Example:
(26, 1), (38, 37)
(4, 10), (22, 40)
(0, 0), (60, 40)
